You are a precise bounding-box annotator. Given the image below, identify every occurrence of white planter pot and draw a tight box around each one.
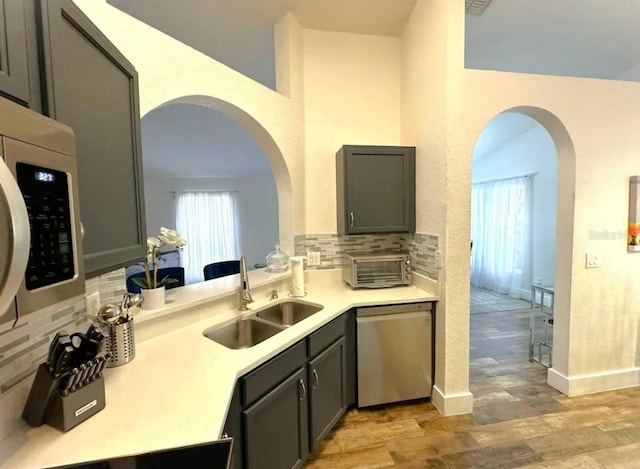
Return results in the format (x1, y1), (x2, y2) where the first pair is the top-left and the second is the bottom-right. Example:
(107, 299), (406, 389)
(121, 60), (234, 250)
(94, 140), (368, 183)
(141, 286), (165, 310)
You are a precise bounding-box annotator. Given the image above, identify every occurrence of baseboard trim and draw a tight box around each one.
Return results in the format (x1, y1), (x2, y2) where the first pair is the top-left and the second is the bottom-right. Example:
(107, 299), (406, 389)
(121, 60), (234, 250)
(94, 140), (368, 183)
(548, 367), (640, 397)
(431, 385), (474, 416)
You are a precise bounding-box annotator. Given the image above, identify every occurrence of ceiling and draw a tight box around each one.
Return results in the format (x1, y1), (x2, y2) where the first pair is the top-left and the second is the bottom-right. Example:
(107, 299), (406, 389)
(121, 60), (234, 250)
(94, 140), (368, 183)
(107, 0), (640, 175)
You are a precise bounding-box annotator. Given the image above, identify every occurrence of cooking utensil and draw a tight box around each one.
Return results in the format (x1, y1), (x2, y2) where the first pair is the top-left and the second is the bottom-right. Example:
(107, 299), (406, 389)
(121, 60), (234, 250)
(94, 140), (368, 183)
(98, 303), (122, 325)
(121, 292), (143, 319)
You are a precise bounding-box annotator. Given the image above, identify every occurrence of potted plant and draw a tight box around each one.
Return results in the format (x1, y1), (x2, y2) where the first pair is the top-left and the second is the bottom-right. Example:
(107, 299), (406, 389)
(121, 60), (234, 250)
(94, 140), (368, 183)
(133, 227), (186, 309)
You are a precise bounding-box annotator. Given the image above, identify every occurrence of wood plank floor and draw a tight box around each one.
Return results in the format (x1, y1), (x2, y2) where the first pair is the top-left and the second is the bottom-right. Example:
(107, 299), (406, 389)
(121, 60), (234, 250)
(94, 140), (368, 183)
(304, 308), (640, 468)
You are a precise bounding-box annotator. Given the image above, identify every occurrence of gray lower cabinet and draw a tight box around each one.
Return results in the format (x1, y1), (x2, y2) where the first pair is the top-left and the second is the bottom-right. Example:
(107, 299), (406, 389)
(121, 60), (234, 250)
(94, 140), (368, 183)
(225, 311), (356, 469)
(308, 337), (346, 452)
(336, 145), (416, 234)
(244, 368), (309, 469)
(37, 0), (146, 276)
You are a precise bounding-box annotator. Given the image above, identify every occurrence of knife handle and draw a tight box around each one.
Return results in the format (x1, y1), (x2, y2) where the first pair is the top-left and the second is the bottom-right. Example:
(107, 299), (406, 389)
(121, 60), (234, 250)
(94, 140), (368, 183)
(60, 368), (79, 397)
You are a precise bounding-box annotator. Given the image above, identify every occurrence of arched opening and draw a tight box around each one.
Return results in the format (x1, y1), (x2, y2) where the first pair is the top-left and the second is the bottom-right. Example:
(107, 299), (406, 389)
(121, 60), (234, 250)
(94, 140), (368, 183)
(130, 95), (293, 285)
(468, 106), (576, 412)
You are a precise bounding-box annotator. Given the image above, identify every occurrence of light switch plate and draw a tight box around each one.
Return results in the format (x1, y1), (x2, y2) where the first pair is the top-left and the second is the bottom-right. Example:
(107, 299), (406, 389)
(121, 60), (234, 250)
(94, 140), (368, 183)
(585, 251), (599, 268)
(84, 291), (100, 316)
(307, 251), (321, 266)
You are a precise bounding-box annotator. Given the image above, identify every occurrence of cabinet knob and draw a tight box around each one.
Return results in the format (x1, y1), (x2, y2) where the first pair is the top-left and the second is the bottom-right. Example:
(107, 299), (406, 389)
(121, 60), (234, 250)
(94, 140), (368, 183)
(350, 212), (354, 228)
(312, 369), (319, 389)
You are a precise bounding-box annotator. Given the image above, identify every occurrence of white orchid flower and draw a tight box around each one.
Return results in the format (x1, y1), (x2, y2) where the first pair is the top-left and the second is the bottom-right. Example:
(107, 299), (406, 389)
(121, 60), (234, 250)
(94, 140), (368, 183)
(158, 227), (186, 247)
(147, 237), (162, 248)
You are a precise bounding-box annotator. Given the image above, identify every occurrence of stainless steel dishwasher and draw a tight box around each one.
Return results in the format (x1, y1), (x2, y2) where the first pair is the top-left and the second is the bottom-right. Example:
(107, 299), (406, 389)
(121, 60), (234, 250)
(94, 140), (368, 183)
(356, 302), (433, 407)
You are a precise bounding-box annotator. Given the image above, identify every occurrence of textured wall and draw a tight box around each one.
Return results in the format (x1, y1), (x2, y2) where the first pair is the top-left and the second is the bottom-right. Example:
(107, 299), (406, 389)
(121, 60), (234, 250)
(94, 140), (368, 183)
(302, 29), (402, 234)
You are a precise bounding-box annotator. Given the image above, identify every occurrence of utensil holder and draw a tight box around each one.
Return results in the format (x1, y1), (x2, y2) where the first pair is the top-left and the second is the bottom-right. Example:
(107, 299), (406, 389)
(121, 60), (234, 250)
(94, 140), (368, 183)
(104, 317), (135, 367)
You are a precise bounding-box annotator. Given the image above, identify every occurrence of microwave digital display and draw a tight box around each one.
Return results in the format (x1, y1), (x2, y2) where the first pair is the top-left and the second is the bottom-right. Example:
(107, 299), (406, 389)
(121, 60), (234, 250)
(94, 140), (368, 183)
(16, 162), (75, 290)
(35, 170), (56, 183)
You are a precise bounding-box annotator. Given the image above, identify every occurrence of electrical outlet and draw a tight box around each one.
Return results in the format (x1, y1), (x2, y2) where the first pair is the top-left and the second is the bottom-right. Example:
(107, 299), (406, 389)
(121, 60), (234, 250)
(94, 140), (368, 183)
(534, 277), (542, 286)
(307, 251), (321, 266)
(84, 291), (100, 316)
(585, 251), (599, 269)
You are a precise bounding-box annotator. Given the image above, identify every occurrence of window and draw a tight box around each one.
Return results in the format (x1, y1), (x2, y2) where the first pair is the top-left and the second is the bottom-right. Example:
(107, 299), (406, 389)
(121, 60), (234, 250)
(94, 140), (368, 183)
(175, 191), (240, 284)
(470, 175), (532, 297)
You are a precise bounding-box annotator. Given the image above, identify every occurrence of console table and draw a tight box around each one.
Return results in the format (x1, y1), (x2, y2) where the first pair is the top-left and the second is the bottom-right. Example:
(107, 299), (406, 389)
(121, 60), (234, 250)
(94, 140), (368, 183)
(529, 284), (554, 367)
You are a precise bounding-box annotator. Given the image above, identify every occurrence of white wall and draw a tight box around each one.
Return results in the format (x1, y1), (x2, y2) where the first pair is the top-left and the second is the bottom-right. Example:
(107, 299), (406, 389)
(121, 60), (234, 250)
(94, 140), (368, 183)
(302, 29), (402, 233)
(144, 175), (278, 273)
(472, 121), (558, 291)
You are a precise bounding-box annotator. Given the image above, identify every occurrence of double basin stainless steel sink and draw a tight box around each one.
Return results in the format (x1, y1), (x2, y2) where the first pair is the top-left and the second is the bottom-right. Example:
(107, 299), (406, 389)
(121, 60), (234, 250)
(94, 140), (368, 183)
(203, 299), (324, 350)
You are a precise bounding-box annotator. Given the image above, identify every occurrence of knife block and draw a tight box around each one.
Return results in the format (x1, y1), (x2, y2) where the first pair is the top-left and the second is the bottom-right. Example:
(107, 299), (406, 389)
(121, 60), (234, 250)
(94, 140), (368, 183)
(46, 375), (106, 432)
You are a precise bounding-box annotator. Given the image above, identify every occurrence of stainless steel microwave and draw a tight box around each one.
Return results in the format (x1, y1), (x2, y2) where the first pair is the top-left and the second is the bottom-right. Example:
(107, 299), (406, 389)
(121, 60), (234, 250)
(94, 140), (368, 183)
(0, 97), (84, 327)
(343, 250), (411, 288)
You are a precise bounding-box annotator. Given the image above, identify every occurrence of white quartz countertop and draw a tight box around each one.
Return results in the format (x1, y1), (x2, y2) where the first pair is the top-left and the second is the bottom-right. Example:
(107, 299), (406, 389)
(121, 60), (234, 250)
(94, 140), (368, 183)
(0, 270), (437, 469)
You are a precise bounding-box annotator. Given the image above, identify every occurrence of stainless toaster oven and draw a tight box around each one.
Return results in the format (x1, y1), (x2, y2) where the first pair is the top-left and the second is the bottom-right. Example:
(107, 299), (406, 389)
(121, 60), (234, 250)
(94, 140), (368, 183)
(343, 250), (411, 288)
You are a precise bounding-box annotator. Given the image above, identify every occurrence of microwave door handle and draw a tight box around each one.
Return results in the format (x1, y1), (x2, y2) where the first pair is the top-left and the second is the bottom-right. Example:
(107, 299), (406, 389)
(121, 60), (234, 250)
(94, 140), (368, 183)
(0, 157), (30, 318)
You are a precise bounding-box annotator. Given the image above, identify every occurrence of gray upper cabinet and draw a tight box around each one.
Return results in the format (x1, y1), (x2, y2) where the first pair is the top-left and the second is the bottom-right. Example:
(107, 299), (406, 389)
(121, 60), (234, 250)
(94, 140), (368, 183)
(0, 0), (40, 109)
(37, 0), (146, 276)
(336, 145), (415, 234)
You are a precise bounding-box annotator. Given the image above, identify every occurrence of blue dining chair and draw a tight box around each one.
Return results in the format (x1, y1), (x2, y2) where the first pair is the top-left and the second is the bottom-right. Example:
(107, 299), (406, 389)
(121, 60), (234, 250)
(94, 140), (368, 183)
(126, 267), (185, 293)
(203, 260), (241, 281)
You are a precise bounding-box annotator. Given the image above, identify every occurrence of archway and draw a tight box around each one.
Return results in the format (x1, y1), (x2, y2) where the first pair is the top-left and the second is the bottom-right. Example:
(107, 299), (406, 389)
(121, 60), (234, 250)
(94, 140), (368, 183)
(468, 106), (576, 397)
(142, 95), (294, 259)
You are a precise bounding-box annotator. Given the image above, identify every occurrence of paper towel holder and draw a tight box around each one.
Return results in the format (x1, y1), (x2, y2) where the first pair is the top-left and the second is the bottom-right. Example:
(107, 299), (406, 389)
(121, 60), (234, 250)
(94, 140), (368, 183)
(289, 256), (307, 297)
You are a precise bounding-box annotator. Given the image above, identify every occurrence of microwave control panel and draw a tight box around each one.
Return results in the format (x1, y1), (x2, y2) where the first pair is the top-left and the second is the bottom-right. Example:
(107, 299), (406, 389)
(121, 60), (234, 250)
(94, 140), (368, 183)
(16, 162), (75, 290)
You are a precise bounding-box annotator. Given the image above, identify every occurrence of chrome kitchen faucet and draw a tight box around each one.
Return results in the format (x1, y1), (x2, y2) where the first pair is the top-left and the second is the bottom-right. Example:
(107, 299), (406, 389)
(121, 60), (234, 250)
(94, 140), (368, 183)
(238, 256), (254, 311)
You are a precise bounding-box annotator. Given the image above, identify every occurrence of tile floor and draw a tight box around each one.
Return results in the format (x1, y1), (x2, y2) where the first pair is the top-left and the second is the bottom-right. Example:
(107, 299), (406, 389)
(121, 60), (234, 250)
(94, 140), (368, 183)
(470, 287), (531, 314)
(305, 299), (633, 468)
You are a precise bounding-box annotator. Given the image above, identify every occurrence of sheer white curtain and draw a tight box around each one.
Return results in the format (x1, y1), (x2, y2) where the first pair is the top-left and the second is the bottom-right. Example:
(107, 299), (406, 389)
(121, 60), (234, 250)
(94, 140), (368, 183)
(470, 175), (533, 298)
(175, 191), (241, 284)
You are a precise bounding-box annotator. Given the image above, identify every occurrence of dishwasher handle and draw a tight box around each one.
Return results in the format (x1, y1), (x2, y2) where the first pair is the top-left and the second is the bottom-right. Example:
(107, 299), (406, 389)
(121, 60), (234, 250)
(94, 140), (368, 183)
(356, 302), (432, 318)
(356, 310), (430, 324)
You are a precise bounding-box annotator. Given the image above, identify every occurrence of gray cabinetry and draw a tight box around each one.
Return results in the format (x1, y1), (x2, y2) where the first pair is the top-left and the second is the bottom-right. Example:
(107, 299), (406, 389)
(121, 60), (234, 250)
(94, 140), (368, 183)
(336, 145), (415, 234)
(309, 337), (345, 452)
(244, 368), (309, 469)
(225, 311), (357, 468)
(0, 0), (33, 107)
(37, 0), (146, 276)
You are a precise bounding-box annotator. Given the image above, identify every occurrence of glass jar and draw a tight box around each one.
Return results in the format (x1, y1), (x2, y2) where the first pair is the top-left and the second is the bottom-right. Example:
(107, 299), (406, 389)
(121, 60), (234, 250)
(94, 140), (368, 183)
(265, 243), (289, 272)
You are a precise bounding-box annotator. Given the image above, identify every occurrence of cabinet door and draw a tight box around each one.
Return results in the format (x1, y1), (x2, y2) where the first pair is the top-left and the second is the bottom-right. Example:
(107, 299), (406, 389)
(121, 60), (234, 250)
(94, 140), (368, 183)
(244, 368), (309, 469)
(309, 337), (346, 452)
(344, 309), (357, 407)
(337, 145), (415, 234)
(223, 381), (244, 469)
(0, 0), (31, 106)
(37, 0), (146, 276)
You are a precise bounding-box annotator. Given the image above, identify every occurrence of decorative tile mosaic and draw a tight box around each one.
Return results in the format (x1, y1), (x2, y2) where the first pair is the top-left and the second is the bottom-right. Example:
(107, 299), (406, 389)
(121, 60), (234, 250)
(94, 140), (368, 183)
(0, 268), (126, 400)
(294, 232), (439, 281)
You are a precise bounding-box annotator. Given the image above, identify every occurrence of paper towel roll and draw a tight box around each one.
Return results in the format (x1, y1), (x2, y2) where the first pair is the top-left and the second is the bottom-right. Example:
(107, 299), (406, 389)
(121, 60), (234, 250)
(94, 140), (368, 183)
(290, 256), (306, 297)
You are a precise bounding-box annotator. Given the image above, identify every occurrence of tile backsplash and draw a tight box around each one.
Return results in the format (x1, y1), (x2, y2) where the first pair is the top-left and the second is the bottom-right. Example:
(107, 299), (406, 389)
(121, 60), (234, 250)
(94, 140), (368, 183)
(295, 232), (439, 280)
(0, 268), (126, 439)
